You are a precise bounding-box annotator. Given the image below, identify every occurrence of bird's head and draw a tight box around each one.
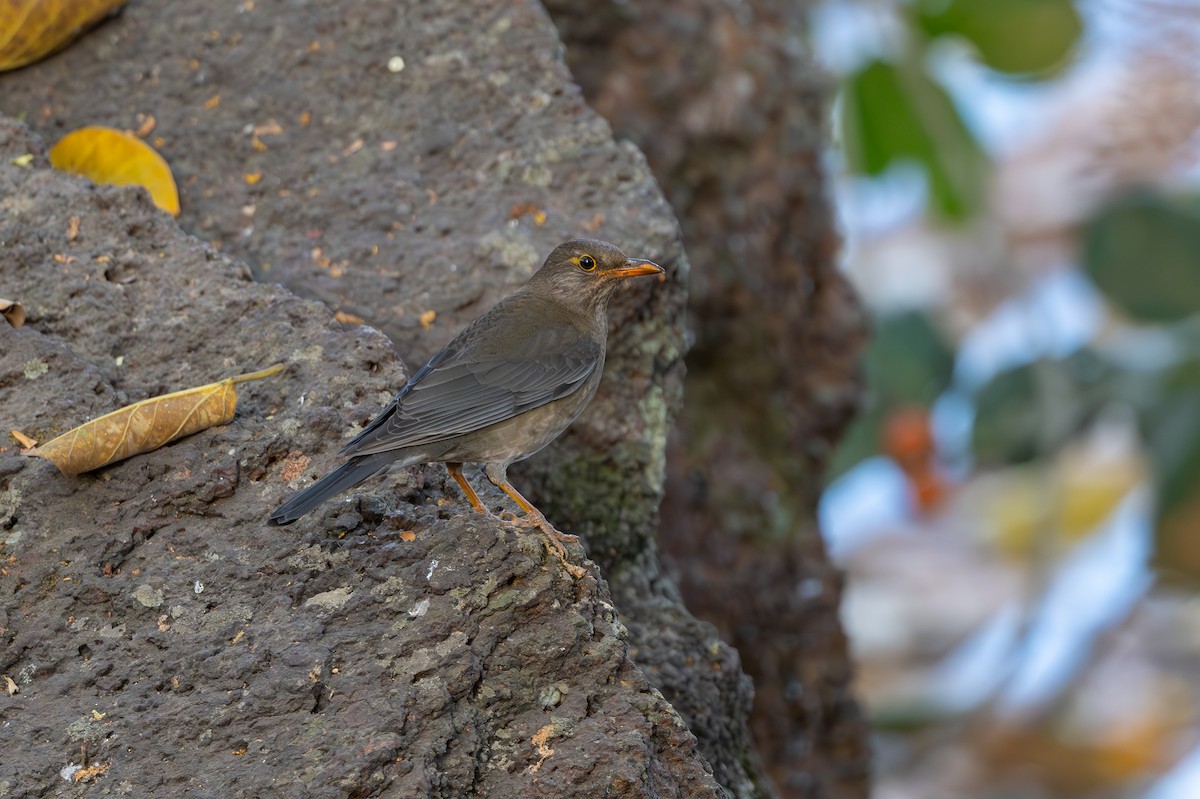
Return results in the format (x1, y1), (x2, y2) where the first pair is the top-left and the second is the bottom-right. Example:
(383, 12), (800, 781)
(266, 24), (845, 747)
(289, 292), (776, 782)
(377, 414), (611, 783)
(526, 239), (663, 313)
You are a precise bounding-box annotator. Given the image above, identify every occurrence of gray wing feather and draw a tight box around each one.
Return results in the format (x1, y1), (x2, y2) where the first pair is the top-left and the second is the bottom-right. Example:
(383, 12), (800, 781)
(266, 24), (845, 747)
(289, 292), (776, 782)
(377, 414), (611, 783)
(341, 322), (600, 457)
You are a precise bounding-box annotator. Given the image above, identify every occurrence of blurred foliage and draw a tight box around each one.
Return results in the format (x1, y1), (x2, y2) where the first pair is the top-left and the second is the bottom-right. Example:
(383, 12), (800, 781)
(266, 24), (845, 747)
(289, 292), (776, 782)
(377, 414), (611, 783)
(866, 311), (957, 407)
(1083, 191), (1200, 323)
(914, 0), (1083, 77)
(1143, 358), (1200, 579)
(971, 350), (1116, 466)
(1083, 191), (1200, 578)
(837, 0), (1083, 220)
(840, 58), (987, 219)
(828, 2), (1200, 795)
(828, 311), (954, 479)
(832, 0), (1200, 578)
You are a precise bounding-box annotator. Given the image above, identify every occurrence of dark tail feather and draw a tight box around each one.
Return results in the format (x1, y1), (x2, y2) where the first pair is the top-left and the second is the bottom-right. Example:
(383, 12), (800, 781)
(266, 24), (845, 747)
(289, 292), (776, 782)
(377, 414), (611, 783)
(268, 452), (397, 525)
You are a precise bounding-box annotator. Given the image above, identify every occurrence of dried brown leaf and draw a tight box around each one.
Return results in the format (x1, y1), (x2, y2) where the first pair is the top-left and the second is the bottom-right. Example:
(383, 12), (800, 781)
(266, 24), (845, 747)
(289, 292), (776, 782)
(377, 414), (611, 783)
(333, 309), (364, 325)
(0, 297), (24, 328)
(0, 0), (128, 72)
(30, 364), (283, 476)
(9, 429), (36, 449)
(72, 761), (109, 783)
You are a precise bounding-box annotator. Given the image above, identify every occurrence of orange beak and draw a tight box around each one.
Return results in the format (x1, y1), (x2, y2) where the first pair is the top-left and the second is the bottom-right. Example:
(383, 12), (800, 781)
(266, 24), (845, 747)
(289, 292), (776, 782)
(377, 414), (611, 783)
(610, 258), (664, 279)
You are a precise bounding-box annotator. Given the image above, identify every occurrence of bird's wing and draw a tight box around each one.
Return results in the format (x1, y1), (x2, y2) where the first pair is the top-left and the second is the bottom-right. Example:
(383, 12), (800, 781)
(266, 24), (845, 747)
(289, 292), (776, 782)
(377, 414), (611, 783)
(339, 322), (601, 457)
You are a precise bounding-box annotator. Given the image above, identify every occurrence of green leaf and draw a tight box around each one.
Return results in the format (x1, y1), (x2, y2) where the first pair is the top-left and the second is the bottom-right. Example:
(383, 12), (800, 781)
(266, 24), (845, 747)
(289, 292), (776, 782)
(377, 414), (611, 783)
(971, 350), (1115, 465)
(827, 409), (885, 481)
(972, 363), (1042, 464)
(917, 0), (1083, 77)
(829, 312), (955, 477)
(1144, 360), (1200, 580)
(867, 311), (956, 408)
(839, 58), (989, 220)
(1083, 191), (1200, 324)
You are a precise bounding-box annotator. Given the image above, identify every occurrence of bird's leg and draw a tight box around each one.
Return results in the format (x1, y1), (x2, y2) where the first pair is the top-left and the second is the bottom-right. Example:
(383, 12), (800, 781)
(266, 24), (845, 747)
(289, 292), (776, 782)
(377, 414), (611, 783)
(446, 462), (489, 515)
(484, 463), (584, 578)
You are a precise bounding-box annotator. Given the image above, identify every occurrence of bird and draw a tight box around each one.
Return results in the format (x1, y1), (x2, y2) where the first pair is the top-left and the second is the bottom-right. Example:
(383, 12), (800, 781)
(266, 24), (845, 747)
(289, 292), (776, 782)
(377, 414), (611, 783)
(268, 238), (664, 568)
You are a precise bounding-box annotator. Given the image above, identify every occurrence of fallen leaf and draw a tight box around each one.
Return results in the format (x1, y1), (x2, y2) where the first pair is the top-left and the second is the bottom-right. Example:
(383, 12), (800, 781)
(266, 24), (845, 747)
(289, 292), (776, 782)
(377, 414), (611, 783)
(334, 310), (364, 325)
(253, 120), (283, 137)
(9, 429), (36, 449)
(508, 202), (539, 220)
(134, 113), (156, 138)
(72, 761), (109, 783)
(400, 531), (416, 542)
(49, 127), (180, 216)
(419, 310), (436, 330)
(1, 297), (25, 328)
(30, 364), (283, 476)
(2, 674), (16, 695)
(0, 0), (128, 72)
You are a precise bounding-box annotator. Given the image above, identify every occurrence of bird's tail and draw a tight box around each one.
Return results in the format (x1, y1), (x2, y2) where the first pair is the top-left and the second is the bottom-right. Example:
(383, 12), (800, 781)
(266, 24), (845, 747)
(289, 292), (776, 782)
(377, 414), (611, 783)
(268, 452), (400, 526)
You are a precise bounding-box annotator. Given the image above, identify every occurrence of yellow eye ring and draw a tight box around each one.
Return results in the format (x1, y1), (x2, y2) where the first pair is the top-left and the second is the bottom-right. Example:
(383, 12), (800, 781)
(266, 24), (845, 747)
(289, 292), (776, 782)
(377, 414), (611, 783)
(579, 254), (596, 271)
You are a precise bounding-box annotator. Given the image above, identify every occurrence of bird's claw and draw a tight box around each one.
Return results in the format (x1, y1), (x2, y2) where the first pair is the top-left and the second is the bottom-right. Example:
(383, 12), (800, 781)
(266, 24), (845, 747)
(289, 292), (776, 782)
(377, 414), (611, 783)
(498, 512), (585, 579)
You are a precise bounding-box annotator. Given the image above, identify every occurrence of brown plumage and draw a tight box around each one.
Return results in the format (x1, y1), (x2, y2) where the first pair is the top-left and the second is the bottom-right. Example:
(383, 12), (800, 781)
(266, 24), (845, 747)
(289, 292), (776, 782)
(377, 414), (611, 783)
(268, 238), (663, 565)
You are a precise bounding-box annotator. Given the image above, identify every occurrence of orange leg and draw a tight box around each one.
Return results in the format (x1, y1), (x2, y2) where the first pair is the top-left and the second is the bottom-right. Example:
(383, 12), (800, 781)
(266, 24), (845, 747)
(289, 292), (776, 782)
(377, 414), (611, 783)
(484, 463), (583, 577)
(446, 462), (488, 514)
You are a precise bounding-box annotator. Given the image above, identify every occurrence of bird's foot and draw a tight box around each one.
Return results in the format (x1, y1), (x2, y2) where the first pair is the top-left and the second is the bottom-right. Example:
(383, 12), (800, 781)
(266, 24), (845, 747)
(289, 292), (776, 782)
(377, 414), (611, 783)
(500, 511), (585, 579)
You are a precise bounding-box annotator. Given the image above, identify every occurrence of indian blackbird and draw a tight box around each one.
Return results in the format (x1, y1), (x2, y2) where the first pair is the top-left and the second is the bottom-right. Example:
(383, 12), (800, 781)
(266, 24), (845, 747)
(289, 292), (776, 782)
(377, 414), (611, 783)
(268, 238), (663, 564)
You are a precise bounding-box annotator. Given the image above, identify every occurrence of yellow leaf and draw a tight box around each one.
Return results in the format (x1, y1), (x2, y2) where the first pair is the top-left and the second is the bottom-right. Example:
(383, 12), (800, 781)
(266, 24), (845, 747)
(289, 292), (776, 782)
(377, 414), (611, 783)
(49, 126), (181, 216)
(30, 364), (283, 475)
(0, 0), (128, 71)
(974, 442), (1143, 560)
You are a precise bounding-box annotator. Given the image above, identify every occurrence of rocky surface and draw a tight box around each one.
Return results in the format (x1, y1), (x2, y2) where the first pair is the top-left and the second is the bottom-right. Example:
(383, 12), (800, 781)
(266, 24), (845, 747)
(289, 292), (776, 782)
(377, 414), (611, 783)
(543, 1), (872, 796)
(0, 116), (724, 797)
(0, 0), (874, 795)
(0, 0), (769, 794)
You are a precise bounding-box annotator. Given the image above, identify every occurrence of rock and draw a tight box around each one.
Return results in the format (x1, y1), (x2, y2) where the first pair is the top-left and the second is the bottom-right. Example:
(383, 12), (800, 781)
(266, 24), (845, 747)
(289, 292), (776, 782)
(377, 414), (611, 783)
(0, 0), (800, 793)
(0, 115), (723, 797)
(0, 0), (742, 786)
(543, 1), (872, 796)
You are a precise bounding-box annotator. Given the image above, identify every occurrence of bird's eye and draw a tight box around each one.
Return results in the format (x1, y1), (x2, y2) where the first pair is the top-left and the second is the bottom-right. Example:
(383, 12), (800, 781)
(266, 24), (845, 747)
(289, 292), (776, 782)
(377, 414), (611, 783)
(579, 254), (596, 271)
